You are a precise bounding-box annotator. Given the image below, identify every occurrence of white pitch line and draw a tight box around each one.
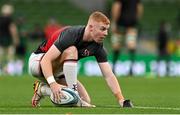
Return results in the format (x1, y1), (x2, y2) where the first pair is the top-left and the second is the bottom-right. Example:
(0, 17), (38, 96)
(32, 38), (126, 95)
(0, 106), (180, 111)
(134, 106), (180, 111)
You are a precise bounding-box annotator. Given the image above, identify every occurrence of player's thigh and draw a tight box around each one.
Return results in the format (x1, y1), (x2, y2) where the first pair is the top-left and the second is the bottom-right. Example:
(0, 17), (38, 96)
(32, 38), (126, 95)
(28, 53), (45, 81)
(52, 48), (78, 77)
(29, 53), (65, 81)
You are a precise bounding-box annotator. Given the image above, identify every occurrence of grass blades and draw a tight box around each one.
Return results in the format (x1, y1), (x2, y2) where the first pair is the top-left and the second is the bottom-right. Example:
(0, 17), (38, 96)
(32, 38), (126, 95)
(0, 75), (180, 114)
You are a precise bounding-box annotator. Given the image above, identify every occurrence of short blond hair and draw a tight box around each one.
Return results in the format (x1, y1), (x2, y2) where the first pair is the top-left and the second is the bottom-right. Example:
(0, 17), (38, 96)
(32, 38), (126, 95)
(88, 11), (110, 25)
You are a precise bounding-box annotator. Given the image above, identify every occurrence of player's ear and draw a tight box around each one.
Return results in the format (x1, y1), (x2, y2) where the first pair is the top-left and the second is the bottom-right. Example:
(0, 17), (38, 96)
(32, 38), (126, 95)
(89, 24), (93, 31)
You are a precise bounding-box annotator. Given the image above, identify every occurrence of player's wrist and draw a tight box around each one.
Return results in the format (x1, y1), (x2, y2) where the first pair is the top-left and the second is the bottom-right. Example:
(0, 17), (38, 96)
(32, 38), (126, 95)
(47, 75), (56, 85)
(118, 100), (124, 107)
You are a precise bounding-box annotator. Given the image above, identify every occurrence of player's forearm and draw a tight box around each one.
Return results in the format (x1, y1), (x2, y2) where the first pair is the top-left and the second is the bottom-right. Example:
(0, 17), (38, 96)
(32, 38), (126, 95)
(40, 58), (55, 84)
(105, 75), (124, 101)
(99, 62), (125, 101)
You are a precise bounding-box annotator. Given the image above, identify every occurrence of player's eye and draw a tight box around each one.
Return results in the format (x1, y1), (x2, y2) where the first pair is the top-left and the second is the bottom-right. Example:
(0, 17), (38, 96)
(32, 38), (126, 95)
(100, 27), (106, 31)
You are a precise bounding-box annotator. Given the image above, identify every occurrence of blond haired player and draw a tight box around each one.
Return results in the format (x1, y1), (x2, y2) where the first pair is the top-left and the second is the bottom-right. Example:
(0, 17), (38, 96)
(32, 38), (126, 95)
(29, 11), (133, 107)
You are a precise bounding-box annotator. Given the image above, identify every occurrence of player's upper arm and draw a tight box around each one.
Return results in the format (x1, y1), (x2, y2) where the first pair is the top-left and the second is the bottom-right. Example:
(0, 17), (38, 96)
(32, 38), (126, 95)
(95, 47), (108, 63)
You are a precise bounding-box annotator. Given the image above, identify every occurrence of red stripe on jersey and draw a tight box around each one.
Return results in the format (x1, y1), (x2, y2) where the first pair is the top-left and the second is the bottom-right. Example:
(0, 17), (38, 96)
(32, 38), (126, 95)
(40, 26), (69, 52)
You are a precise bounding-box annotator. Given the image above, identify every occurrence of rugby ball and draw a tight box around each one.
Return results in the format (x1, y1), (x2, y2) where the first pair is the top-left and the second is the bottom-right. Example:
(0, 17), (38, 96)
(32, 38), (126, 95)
(50, 87), (79, 106)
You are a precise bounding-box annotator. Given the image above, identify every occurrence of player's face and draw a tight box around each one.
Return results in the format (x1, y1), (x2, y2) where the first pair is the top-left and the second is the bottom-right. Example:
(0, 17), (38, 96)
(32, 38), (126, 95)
(91, 22), (110, 43)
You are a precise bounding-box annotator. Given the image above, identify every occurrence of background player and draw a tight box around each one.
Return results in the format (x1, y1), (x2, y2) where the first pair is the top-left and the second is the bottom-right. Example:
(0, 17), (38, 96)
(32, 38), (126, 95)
(111, 0), (143, 75)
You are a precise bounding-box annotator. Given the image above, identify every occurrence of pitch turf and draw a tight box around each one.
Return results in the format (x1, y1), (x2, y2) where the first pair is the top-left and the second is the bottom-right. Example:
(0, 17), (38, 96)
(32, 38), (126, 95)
(0, 75), (180, 114)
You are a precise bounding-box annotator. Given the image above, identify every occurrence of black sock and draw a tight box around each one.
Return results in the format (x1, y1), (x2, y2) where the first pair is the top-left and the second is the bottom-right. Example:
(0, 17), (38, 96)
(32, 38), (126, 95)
(129, 49), (136, 75)
(112, 50), (120, 73)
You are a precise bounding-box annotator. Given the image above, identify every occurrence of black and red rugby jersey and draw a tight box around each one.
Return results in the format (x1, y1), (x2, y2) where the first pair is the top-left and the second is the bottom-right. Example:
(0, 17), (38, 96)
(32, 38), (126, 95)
(34, 26), (107, 63)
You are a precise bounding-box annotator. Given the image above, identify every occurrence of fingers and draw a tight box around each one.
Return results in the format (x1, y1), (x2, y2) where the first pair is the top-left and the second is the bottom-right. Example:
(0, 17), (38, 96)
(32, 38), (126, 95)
(50, 82), (63, 103)
(91, 104), (96, 108)
(78, 99), (96, 108)
(53, 90), (61, 103)
(52, 88), (66, 103)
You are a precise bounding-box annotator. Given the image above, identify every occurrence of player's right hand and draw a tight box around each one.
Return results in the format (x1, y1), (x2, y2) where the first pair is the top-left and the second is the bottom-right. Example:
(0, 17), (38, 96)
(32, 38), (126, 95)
(49, 82), (64, 103)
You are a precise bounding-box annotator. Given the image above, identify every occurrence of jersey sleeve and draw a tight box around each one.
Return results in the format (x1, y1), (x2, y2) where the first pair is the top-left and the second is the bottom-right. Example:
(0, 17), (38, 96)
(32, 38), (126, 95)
(54, 29), (77, 53)
(95, 47), (108, 63)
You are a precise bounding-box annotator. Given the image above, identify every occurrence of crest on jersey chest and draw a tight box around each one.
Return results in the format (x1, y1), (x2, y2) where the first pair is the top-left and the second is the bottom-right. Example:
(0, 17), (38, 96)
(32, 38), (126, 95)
(82, 49), (90, 56)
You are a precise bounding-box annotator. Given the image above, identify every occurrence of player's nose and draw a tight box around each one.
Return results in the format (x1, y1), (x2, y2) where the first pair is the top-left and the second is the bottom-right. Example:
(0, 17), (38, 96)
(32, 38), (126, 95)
(104, 30), (108, 36)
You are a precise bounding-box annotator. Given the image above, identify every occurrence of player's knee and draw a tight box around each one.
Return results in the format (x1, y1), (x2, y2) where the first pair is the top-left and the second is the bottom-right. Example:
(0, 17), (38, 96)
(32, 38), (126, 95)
(111, 33), (122, 50)
(63, 46), (78, 59)
(112, 44), (121, 50)
(126, 33), (137, 49)
(127, 41), (136, 49)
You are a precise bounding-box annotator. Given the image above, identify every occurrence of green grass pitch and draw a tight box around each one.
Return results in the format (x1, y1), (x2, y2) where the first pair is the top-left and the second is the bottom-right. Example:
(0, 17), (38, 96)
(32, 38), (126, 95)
(0, 75), (180, 114)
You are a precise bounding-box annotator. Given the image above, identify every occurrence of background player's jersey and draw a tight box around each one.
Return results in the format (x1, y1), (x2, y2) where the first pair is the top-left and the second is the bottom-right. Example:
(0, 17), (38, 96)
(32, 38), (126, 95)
(34, 26), (107, 63)
(0, 16), (13, 46)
